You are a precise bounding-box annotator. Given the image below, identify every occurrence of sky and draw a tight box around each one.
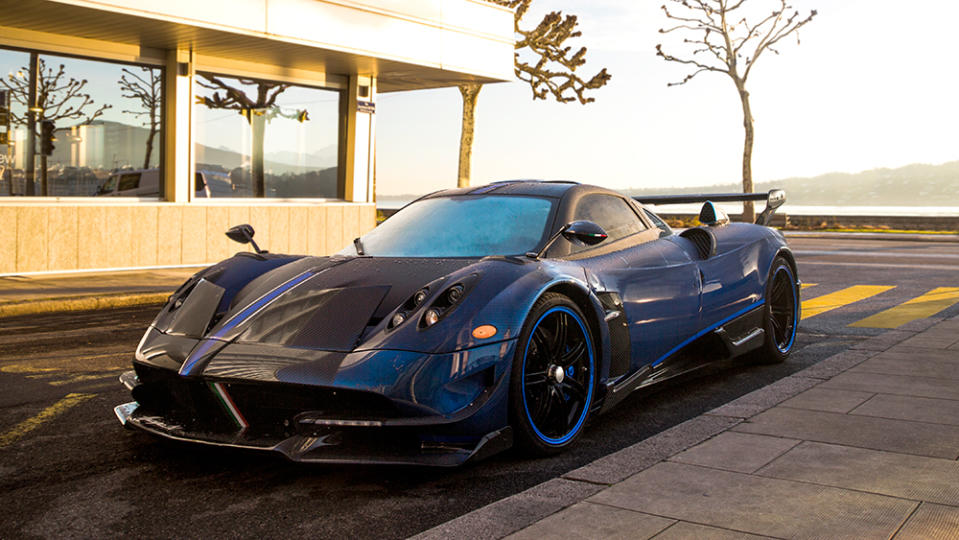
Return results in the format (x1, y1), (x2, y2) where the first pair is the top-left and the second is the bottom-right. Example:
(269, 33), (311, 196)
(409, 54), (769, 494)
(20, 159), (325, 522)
(374, 0), (959, 196)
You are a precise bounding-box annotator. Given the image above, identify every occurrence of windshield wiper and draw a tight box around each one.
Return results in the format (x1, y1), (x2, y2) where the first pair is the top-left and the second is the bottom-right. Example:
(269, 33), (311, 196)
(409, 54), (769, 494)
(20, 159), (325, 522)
(353, 237), (366, 256)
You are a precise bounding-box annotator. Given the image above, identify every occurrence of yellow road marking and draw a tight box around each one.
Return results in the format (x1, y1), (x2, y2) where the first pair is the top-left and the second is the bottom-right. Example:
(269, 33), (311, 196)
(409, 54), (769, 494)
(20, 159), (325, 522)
(801, 285), (895, 320)
(801, 283), (817, 289)
(851, 287), (959, 329)
(49, 373), (114, 386)
(0, 393), (95, 448)
(0, 365), (58, 374)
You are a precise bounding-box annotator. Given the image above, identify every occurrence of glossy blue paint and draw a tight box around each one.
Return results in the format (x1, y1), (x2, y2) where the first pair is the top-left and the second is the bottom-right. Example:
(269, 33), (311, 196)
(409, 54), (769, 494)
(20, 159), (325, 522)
(652, 300), (764, 367)
(122, 180), (797, 465)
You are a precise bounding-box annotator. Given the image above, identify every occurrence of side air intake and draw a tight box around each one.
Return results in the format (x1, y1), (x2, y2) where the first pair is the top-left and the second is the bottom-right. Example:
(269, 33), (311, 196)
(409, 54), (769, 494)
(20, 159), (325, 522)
(679, 228), (717, 260)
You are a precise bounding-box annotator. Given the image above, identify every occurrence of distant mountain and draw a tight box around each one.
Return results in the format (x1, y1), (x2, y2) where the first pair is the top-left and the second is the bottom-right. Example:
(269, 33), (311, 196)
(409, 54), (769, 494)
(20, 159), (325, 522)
(625, 161), (959, 206)
(266, 145), (337, 169)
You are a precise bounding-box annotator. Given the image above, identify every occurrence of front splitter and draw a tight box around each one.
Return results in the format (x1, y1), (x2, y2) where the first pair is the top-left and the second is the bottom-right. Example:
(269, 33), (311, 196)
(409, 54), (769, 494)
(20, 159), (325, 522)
(115, 401), (512, 467)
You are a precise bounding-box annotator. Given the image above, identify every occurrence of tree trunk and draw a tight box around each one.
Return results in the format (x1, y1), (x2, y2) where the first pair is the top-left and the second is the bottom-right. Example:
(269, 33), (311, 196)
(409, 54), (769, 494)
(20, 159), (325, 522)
(250, 113), (266, 197)
(25, 53), (38, 197)
(143, 120), (157, 169)
(457, 84), (482, 188)
(737, 85), (756, 223)
(40, 154), (48, 196)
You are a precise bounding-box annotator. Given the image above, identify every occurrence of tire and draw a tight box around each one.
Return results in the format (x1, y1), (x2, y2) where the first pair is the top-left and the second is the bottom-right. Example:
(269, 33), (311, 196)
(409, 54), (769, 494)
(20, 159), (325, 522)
(754, 256), (800, 364)
(509, 293), (596, 456)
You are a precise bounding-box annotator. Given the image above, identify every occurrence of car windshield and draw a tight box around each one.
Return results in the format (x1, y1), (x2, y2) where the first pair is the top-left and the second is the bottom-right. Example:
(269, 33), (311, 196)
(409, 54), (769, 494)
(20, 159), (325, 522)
(344, 195), (555, 257)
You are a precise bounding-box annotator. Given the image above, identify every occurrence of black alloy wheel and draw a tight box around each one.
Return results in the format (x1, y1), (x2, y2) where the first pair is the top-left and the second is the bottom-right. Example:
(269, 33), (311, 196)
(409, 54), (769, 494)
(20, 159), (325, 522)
(510, 293), (595, 455)
(755, 256), (800, 364)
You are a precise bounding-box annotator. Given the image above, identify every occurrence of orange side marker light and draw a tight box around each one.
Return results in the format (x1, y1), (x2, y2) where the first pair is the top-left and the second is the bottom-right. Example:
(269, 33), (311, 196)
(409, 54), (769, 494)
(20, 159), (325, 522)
(472, 325), (497, 339)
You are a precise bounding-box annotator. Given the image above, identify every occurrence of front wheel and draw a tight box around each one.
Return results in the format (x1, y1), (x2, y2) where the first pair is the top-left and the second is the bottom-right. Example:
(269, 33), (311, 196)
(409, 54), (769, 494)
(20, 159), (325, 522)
(509, 293), (596, 456)
(754, 256), (800, 364)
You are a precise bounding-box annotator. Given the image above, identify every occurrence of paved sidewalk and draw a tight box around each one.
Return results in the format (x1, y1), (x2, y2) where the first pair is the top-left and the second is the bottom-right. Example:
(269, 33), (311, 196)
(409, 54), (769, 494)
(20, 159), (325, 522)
(416, 315), (959, 540)
(0, 267), (202, 318)
(782, 231), (959, 243)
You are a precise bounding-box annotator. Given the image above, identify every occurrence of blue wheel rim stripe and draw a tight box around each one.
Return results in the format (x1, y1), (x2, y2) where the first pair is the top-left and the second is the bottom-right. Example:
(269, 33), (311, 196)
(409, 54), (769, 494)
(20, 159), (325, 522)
(521, 306), (594, 446)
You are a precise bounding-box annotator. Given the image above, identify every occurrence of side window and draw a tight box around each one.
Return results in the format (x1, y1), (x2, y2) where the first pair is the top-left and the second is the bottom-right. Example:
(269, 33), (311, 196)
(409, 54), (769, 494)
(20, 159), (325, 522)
(117, 173), (141, 191)
(97, 175), (118, 195)
(572, 194), (647, 249)
(643, 208), (673, 237)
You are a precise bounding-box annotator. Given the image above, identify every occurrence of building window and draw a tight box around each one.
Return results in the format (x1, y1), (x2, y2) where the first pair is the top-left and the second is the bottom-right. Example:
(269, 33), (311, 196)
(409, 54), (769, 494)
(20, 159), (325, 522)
(193, 72), (342, 199)
(0, 47), (163, 197)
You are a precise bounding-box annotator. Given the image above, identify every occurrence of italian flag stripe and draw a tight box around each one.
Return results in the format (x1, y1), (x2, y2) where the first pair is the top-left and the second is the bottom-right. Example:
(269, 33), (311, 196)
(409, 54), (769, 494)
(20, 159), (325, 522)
(210, 382), (249, 429)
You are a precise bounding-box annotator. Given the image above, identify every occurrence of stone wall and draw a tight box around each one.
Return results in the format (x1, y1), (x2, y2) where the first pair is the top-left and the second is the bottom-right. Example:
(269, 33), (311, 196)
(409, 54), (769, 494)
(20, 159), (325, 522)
(0, 202), (376, 274)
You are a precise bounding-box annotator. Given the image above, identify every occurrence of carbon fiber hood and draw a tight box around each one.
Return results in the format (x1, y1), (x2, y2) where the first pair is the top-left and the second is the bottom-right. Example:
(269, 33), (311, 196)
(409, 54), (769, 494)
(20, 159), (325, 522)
(205, 256), (478, 352)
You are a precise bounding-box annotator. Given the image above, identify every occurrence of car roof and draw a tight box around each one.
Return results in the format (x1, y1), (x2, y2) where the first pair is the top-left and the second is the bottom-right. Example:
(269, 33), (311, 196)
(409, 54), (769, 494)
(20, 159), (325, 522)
(421, 179), (587, 200)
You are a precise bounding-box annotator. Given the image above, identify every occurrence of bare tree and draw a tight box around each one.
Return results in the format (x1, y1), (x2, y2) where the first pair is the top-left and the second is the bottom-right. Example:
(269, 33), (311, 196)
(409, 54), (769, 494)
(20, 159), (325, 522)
(457, 0), (611, 187)
(195, 75), (309, 197)
(119, 67), (161, 169)
(1, 58), (111, 195)
(1, 59), (111, 126)
(657, 0), (815, 222)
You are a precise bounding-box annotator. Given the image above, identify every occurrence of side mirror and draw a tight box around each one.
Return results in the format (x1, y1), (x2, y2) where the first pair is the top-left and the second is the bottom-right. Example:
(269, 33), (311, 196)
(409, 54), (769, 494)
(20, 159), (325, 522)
(527, 220), (608, 259)
(562, 220), (609, 246)
(226, 224), (266, 254)
(755, 189), (787, 226)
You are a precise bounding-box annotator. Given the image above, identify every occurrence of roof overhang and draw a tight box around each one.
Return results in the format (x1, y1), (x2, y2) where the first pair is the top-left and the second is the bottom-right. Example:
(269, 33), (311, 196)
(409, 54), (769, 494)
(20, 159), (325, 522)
(1, 0), (515, 92)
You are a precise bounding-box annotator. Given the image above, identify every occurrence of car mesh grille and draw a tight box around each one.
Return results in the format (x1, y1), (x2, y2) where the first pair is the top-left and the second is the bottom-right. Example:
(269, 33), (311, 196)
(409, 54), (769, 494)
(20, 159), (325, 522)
(679, 228), (716, 259)
(132, 363), (400, 438)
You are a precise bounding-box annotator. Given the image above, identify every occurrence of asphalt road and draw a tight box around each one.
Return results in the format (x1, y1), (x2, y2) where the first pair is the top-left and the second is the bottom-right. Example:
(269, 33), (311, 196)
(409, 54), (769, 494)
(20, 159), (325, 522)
(1, 236), (957, 538)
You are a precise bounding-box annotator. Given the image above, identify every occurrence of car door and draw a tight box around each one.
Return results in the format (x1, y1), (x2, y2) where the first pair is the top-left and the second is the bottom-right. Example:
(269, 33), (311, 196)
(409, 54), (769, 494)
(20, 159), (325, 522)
(566, 194), (702, 376)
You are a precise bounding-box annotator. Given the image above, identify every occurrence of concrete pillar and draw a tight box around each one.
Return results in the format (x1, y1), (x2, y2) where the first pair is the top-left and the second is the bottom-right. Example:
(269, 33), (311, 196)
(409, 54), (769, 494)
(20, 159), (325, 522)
(163, 49), (193, 203)
(343, 75), (376, 203)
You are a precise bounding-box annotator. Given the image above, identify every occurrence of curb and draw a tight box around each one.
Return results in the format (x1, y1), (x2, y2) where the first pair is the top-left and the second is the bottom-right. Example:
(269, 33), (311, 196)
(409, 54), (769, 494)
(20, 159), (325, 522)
(0, 292), (170, 319)
(782, 231), (959, 243)
(410, 322), (931, 540)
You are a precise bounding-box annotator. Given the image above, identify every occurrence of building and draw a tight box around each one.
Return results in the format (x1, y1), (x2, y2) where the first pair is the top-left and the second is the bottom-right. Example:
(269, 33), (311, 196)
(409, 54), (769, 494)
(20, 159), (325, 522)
(0, 0), (513, 274)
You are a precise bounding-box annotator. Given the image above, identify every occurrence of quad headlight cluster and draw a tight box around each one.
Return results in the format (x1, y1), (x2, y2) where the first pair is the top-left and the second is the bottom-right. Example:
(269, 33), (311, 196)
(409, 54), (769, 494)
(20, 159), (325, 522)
(387, 281), (470, 332)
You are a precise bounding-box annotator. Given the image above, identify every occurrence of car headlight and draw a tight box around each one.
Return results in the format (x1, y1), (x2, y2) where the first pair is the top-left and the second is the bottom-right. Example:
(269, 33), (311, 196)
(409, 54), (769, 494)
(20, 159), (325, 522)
(419, 282), (471, 329)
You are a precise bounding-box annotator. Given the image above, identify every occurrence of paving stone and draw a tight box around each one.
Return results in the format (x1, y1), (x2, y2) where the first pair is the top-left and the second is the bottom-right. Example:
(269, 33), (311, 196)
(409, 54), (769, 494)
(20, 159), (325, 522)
(850, 356), (959, 380)
(894, 502), (959, 540)
(851, 330), (917, 351)
(851, 394), (959, 426)
(670, 432), (800, 474)
(411, 478), (604, 540)
(733, 407), (959, 459)
(505, 502), (674, 540)
(651, 522), (775, 540)
(899, 338), (958, 350)
(870, 347), (959, 364)
(758, 441), (959, 506)
(589, 461), (917, 540)
(821, 371), (959, 401)
(563, 415), (740, 485)
(706, 376), (821, 419)
(796, 349), (875, 380)
(779, 387), (875, 413)
(899, 317), (947, 333)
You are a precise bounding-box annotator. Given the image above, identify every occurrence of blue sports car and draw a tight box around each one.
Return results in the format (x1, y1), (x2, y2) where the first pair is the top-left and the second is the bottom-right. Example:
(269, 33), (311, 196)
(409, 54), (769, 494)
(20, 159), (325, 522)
(115, 180), (800, 466)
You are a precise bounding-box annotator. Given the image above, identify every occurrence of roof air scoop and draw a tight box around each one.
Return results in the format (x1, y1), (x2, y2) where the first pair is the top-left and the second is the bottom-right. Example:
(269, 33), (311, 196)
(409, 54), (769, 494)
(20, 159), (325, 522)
(698, 201), (730, 226)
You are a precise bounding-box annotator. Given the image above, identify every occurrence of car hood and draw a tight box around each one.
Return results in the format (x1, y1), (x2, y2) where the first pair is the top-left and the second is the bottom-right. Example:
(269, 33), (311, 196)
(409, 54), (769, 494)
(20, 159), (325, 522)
(155, 255), (479, 351)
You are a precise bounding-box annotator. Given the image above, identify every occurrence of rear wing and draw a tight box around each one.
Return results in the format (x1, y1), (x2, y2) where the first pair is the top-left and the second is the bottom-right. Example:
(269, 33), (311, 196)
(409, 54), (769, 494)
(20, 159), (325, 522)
(634, 189), (786, 226)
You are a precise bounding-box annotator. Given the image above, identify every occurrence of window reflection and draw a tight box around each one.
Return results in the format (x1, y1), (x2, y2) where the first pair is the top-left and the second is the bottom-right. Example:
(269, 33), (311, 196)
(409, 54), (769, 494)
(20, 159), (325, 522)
(0, 48), (163, 197)
(193, 72), (341, 198)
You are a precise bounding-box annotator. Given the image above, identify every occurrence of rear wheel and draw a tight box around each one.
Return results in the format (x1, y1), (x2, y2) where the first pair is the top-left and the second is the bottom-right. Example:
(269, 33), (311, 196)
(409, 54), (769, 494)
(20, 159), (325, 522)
(755, 257), (800, 364)
(510, 293), (595, 456)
